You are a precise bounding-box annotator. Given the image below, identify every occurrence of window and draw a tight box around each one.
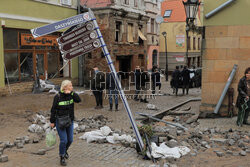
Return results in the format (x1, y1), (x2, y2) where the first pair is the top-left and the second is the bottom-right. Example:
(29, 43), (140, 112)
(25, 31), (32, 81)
(164, 10), (172, 18)
(198, 38), (201, 50)
(61, 0), (72, 6)
(193, 37), (196, 50)
(134, 0), (138, 7)
(115, 21), (122, 42)
(124, 0), (129, 5)
(138, 25), (146, 45)
(127, 23), (134, 43)
(3, 28), (62, 83)
(152, 50), (158, 66)
(151, 19), (155, 34)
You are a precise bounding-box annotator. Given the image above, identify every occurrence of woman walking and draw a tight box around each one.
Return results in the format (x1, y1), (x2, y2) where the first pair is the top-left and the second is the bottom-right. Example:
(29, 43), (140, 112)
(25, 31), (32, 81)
(50, 80), (81, 166)
(236, 67), (250, 126)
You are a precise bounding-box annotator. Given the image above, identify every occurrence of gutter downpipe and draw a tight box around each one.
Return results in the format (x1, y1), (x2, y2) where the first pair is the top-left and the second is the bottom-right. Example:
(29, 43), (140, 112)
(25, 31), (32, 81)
(214, 64), (238, 114)
(205, 0), (236, 19)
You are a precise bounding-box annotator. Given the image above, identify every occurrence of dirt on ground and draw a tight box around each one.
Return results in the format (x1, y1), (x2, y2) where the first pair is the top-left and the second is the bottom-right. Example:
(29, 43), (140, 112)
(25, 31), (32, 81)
(0, 91), (250, 167)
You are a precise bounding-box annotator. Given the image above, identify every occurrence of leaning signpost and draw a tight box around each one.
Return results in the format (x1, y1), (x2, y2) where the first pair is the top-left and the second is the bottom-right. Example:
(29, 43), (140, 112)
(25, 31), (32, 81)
(31, 9), (144, 151)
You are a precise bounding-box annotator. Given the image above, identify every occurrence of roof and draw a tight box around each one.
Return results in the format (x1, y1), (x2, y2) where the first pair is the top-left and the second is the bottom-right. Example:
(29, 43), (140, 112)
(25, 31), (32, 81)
(80, 0), (112, 8)
(161, 0), (200, 23)
(161, 0), (186, 22)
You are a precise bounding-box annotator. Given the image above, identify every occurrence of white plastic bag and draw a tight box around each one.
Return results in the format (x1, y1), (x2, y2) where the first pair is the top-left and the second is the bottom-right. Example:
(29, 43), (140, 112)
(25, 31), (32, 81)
(46, 128), (56, 147)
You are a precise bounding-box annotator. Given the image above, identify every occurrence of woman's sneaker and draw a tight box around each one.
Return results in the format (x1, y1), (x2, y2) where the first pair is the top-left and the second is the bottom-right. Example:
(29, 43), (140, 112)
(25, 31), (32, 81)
(60, 156), (67, 166)
(65, 152), (69, 159)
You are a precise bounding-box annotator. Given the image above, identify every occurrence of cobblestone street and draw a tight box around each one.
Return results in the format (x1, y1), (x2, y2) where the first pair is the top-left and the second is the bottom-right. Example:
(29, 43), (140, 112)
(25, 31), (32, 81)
(1, 80), (202, 167)
(1, 80), (250, 167)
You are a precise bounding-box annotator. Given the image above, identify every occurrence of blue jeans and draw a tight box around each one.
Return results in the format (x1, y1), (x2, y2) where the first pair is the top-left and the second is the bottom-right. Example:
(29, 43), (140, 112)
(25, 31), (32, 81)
(56, 121), (74, 156)
(108, 90), (118, 105)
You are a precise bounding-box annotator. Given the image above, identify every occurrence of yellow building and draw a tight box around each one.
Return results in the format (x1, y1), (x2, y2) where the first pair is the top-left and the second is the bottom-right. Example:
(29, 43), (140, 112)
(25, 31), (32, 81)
(160, 0), (202, 72)
(0, 0), (79, 95)
(200, 0), (250, 116)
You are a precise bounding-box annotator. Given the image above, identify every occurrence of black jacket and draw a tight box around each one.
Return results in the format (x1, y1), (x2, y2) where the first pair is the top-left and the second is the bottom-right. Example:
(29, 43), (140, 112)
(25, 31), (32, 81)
(91, 72), (105, 91)
(236, 76), (248, 108)
(141, 71), (149, 87)
(181, 69), (190, 85)
(135, 69), (141, 90)
(50, 91), (81, 123)
(106, 72), (119, 90)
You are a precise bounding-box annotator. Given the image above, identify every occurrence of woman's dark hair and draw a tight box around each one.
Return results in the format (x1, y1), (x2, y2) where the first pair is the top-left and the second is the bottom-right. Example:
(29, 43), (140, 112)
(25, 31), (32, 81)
(244, 67), (250, 75)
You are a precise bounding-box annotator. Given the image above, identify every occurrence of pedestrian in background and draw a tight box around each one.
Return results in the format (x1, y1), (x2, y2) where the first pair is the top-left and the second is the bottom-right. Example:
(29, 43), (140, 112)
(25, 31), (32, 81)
(106, 71), (119, 111)
(91, 67), (105, 109)
(152, 68), (161, 95)
(172, 66), (181, 96)
(181, 66), (190, 95)
(50, 80), (81, 166)
(236, 67), (250, 126)
(140, 67), (149, 103)
(134, 66), (141, 101)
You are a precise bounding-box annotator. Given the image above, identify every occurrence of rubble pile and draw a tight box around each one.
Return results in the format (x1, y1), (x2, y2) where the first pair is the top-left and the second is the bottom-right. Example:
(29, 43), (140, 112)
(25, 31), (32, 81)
(151, 124), (250, 158)
(74, 114), (109, 134)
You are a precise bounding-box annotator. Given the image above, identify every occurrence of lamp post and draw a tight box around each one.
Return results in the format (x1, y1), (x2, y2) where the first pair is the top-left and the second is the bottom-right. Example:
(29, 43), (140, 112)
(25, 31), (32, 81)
(183, 0), (200, 67)
(162, 31), (168, 81)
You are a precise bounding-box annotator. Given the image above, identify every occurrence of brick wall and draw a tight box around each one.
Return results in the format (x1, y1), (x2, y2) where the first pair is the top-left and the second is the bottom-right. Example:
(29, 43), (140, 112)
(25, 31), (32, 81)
(200, 25), (250, 117)
(0, 77), (78, 96)
(83, 10), (148, 86)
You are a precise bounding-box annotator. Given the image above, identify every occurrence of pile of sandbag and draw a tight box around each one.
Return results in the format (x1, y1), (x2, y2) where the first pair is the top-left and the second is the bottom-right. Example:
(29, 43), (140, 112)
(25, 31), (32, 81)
(79, 126), (136, 146)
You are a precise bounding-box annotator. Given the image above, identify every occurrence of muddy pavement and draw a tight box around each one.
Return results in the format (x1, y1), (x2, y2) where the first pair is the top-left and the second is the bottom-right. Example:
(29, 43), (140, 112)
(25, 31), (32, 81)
(0, 81), (250, 167)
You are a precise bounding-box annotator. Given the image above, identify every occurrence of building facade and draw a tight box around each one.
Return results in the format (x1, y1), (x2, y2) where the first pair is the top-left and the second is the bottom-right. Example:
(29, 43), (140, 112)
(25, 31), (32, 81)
(159, 0), (202, 72)
(145, 0), (160, 70)
(81, 0), (149, 86)
(0, 0), (79, 95)
(200, 0), (250, 117)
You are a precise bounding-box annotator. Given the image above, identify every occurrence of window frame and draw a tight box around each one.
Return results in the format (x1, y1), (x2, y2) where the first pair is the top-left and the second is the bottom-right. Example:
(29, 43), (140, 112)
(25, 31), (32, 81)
(163, 10), (172, 18)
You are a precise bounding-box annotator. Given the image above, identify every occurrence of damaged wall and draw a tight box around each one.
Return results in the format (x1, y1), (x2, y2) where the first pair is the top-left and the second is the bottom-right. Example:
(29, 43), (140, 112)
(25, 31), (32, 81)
(200, 0), (250, 117)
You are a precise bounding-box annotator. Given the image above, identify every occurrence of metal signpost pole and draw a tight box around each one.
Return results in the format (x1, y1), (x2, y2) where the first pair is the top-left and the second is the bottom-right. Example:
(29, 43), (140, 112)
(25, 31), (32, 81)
(89, 9), (144, 151)
(78, 0), (83, 87)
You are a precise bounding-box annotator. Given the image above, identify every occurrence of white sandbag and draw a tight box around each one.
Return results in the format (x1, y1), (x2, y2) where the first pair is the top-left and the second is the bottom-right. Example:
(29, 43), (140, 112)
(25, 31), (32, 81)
(75, 91), (85, 95)
(150, 142), (186, 159)
(79, 130), (106, 143)
(35, 114), (47, 124)
(106, 136), (117, 144)
(147, 104), (157, 110)
(73, 122), (79, 130)
(49, 89), (58, 94)
(28, 124), (43, 133)
(178, 146), (190, 156)
(100, 126), (111, 136)
(43, 123), (51, 130)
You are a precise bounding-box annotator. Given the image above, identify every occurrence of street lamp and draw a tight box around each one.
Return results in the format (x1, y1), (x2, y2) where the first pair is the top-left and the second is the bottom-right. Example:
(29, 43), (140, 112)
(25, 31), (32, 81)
(183, 0), (200, 67)
(162, 31), (168, 81)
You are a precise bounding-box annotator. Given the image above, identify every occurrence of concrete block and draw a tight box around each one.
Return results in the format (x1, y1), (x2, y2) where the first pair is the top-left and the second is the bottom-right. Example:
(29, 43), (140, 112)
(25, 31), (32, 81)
(202, 60), (215, 72)
(16, 143), (24, 149)
(205, 38), (215, 48)
(226, 48), (250, 61)
(215, 37), (239, 49)
(206, 26), (228, 38)
(37, 149), (46, 155)
(228, 25), (250, 37)
(0, 155), (8, 162)
(214, 60), (238, 72)
(204, 48), (227, 60)
(240, 37), (250, 48)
